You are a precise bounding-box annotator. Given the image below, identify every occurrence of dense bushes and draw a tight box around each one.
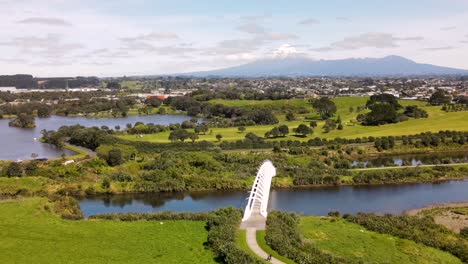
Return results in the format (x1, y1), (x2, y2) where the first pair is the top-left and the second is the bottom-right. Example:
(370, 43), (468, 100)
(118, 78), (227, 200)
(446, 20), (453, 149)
(460, 227), (468, 239)
(47, 195), (83, 220)
(206, 207), (262, 264)
(96, 144), (137, 166)
(89, 211), (209, 221)
(265, 211), (343, 263)
(352, 166), (464, 184)
(345, 213), (468, 262)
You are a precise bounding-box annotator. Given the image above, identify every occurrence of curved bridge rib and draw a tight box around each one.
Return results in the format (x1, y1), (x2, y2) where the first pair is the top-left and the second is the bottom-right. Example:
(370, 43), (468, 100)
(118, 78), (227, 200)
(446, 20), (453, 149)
(242, 160), (276, 222)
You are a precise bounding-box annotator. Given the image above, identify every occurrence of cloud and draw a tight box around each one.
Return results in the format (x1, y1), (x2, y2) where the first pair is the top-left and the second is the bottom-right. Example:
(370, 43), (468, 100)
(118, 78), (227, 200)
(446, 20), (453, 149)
(17, 17), (72, 27)
(236, 23), (266, 34)
(336, 17), (350, 21)
(311, 33), (423, 52)
(423, 46), (455, 51)
(211, 21), (298, 56)
(460, 40), (468, 44)
(440, 26), (457, 31)
(120, 32), (179, 43)
(0, 34), (84, 57)
(299, 18), (320, 25)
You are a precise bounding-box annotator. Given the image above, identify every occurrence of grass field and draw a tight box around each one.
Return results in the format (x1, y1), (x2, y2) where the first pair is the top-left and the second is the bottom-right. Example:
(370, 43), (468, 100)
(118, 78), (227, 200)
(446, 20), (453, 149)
(0, 198), (216, 264)
(299, 216), (461, 263)
(118, 97), (468, 144)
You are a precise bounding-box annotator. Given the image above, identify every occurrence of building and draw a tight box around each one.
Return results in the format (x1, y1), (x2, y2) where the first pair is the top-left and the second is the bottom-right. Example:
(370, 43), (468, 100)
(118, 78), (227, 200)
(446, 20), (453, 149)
(0, 87), (17, 92)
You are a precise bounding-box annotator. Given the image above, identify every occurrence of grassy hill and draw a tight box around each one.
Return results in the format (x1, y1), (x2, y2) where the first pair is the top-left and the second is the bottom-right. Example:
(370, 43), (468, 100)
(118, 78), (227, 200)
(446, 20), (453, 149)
(299, 216), (461, 263)
(0, 198), (216, 264)
(118, 97), (468, 143)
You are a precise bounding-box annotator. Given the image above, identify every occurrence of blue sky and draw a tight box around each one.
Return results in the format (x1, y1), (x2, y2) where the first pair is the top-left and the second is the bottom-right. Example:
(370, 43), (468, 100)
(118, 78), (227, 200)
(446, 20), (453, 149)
(1, 0), (468, 76)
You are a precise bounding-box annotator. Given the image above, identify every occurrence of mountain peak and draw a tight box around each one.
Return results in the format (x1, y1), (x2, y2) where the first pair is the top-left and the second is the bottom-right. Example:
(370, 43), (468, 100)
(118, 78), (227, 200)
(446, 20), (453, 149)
(178, 55), (468, 77)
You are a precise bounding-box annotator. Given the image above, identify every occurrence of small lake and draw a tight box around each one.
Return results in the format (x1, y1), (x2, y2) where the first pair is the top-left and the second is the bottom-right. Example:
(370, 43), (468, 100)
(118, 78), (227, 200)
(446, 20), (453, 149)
(77, 179), (468, 217)
(352, 151), (468, 168)
(0, 115), (193, 160)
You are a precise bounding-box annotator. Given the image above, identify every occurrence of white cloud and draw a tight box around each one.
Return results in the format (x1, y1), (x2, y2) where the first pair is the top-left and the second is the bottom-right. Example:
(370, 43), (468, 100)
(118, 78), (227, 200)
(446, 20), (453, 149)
(423, 46), (455, 51)
(17, 17), (72, 26)
(299, 18), (319, 25)
(311, 33), (423, 52)
(440, 26), (457, 31)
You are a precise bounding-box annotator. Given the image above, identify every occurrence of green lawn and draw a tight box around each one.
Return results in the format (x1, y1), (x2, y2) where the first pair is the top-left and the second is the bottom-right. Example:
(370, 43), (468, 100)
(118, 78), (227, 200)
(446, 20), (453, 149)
(0, 198), (216, 264)
(299, 216), (461, 263)
(118, 97), (468, 144)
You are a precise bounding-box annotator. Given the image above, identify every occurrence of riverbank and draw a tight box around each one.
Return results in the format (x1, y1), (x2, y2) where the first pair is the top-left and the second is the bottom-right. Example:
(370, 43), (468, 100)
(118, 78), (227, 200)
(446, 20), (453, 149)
(404, 202), (468, 233)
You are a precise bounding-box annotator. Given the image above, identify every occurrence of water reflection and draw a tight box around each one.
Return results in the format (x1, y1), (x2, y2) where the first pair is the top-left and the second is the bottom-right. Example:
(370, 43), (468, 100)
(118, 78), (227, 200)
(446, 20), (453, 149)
(352, 151), (468, 168)
(78, 179), (468, 217)
(0, 115), (193, 160)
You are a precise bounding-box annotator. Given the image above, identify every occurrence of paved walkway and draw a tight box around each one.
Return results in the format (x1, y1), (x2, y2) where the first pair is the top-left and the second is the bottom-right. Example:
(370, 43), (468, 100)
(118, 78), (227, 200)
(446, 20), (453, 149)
(245, 228), (284, 264)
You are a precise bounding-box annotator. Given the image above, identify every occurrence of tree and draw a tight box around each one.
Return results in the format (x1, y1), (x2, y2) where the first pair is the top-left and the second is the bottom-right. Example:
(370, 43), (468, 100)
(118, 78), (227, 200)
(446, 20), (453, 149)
(7, 162), (22, 177)
(293, 124), (312, 137)
(364, 103), (398, 125)
(337, 123), (344, 130)
(429, 90), (451, 106)
(195, 124), (209, 135)
(349, 107), (354, 113)
(102, 178), (111, 189)
(285, 112), (295, 121)
(309, 121), (317, 128)
(169, 129), (190, 142)
(238, 126), (246, 133)
(265, 127), (281, 138)
(106, 81), (121, 89)
(8, 113), (35, 128)
(216, 134), (223, 142)
(107, 149), (123, 166)
(36, 105), (51, 118)
(311, 97), (337, 120)
(278, 125), (289, 136)
(189, 132), (199, 143)
(366, 94), (401, 110)
(145, 97), (162, 107)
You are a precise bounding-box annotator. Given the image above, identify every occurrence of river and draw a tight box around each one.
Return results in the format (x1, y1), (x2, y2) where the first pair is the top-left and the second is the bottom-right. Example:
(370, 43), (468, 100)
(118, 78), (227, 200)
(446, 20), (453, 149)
(0, 115), (193, 160)
(77, 179), (468, 217)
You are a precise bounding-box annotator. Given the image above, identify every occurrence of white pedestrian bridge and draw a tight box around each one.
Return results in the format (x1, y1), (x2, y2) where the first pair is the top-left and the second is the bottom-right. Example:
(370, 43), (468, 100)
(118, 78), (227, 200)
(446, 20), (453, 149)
(240, 160), (276, 229)
(240, 160), (284, 264)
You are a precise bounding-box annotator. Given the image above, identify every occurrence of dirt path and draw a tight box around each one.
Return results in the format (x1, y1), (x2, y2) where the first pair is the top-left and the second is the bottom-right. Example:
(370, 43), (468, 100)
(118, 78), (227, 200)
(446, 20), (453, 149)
(65, 143), (96, 158)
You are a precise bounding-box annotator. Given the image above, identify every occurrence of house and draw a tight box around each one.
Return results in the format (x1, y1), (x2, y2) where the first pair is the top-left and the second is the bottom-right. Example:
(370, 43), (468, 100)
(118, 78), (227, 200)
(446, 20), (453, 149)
(0, 87), (17, 92)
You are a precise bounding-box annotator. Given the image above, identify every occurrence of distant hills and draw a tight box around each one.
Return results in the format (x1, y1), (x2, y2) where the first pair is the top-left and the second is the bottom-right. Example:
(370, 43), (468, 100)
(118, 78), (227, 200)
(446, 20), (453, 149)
(176, 55), (468, 77)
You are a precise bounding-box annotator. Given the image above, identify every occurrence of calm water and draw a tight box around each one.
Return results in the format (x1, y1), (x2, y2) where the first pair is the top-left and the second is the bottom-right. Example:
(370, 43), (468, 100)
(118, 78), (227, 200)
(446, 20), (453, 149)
(352, 151), (468, 168)
(0, 115), (192, 160)
(78, 179), (468, 217)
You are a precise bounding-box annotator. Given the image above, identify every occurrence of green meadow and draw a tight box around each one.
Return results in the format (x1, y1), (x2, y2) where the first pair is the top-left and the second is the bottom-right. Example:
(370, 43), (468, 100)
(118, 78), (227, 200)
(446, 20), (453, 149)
(118, 97), (468, 144)
(299, 216), (461, 263)
(0, 198), (216, 264)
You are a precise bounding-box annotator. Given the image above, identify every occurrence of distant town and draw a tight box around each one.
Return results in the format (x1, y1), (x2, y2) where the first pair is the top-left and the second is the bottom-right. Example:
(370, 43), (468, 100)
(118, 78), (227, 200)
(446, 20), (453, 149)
(1, 74), (467, 102)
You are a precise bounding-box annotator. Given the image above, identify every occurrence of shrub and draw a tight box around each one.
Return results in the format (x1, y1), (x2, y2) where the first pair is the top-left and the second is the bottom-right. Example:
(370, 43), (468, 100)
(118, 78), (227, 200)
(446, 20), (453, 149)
(205, 207), (262, 264)
(89, 211), (209, 221)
